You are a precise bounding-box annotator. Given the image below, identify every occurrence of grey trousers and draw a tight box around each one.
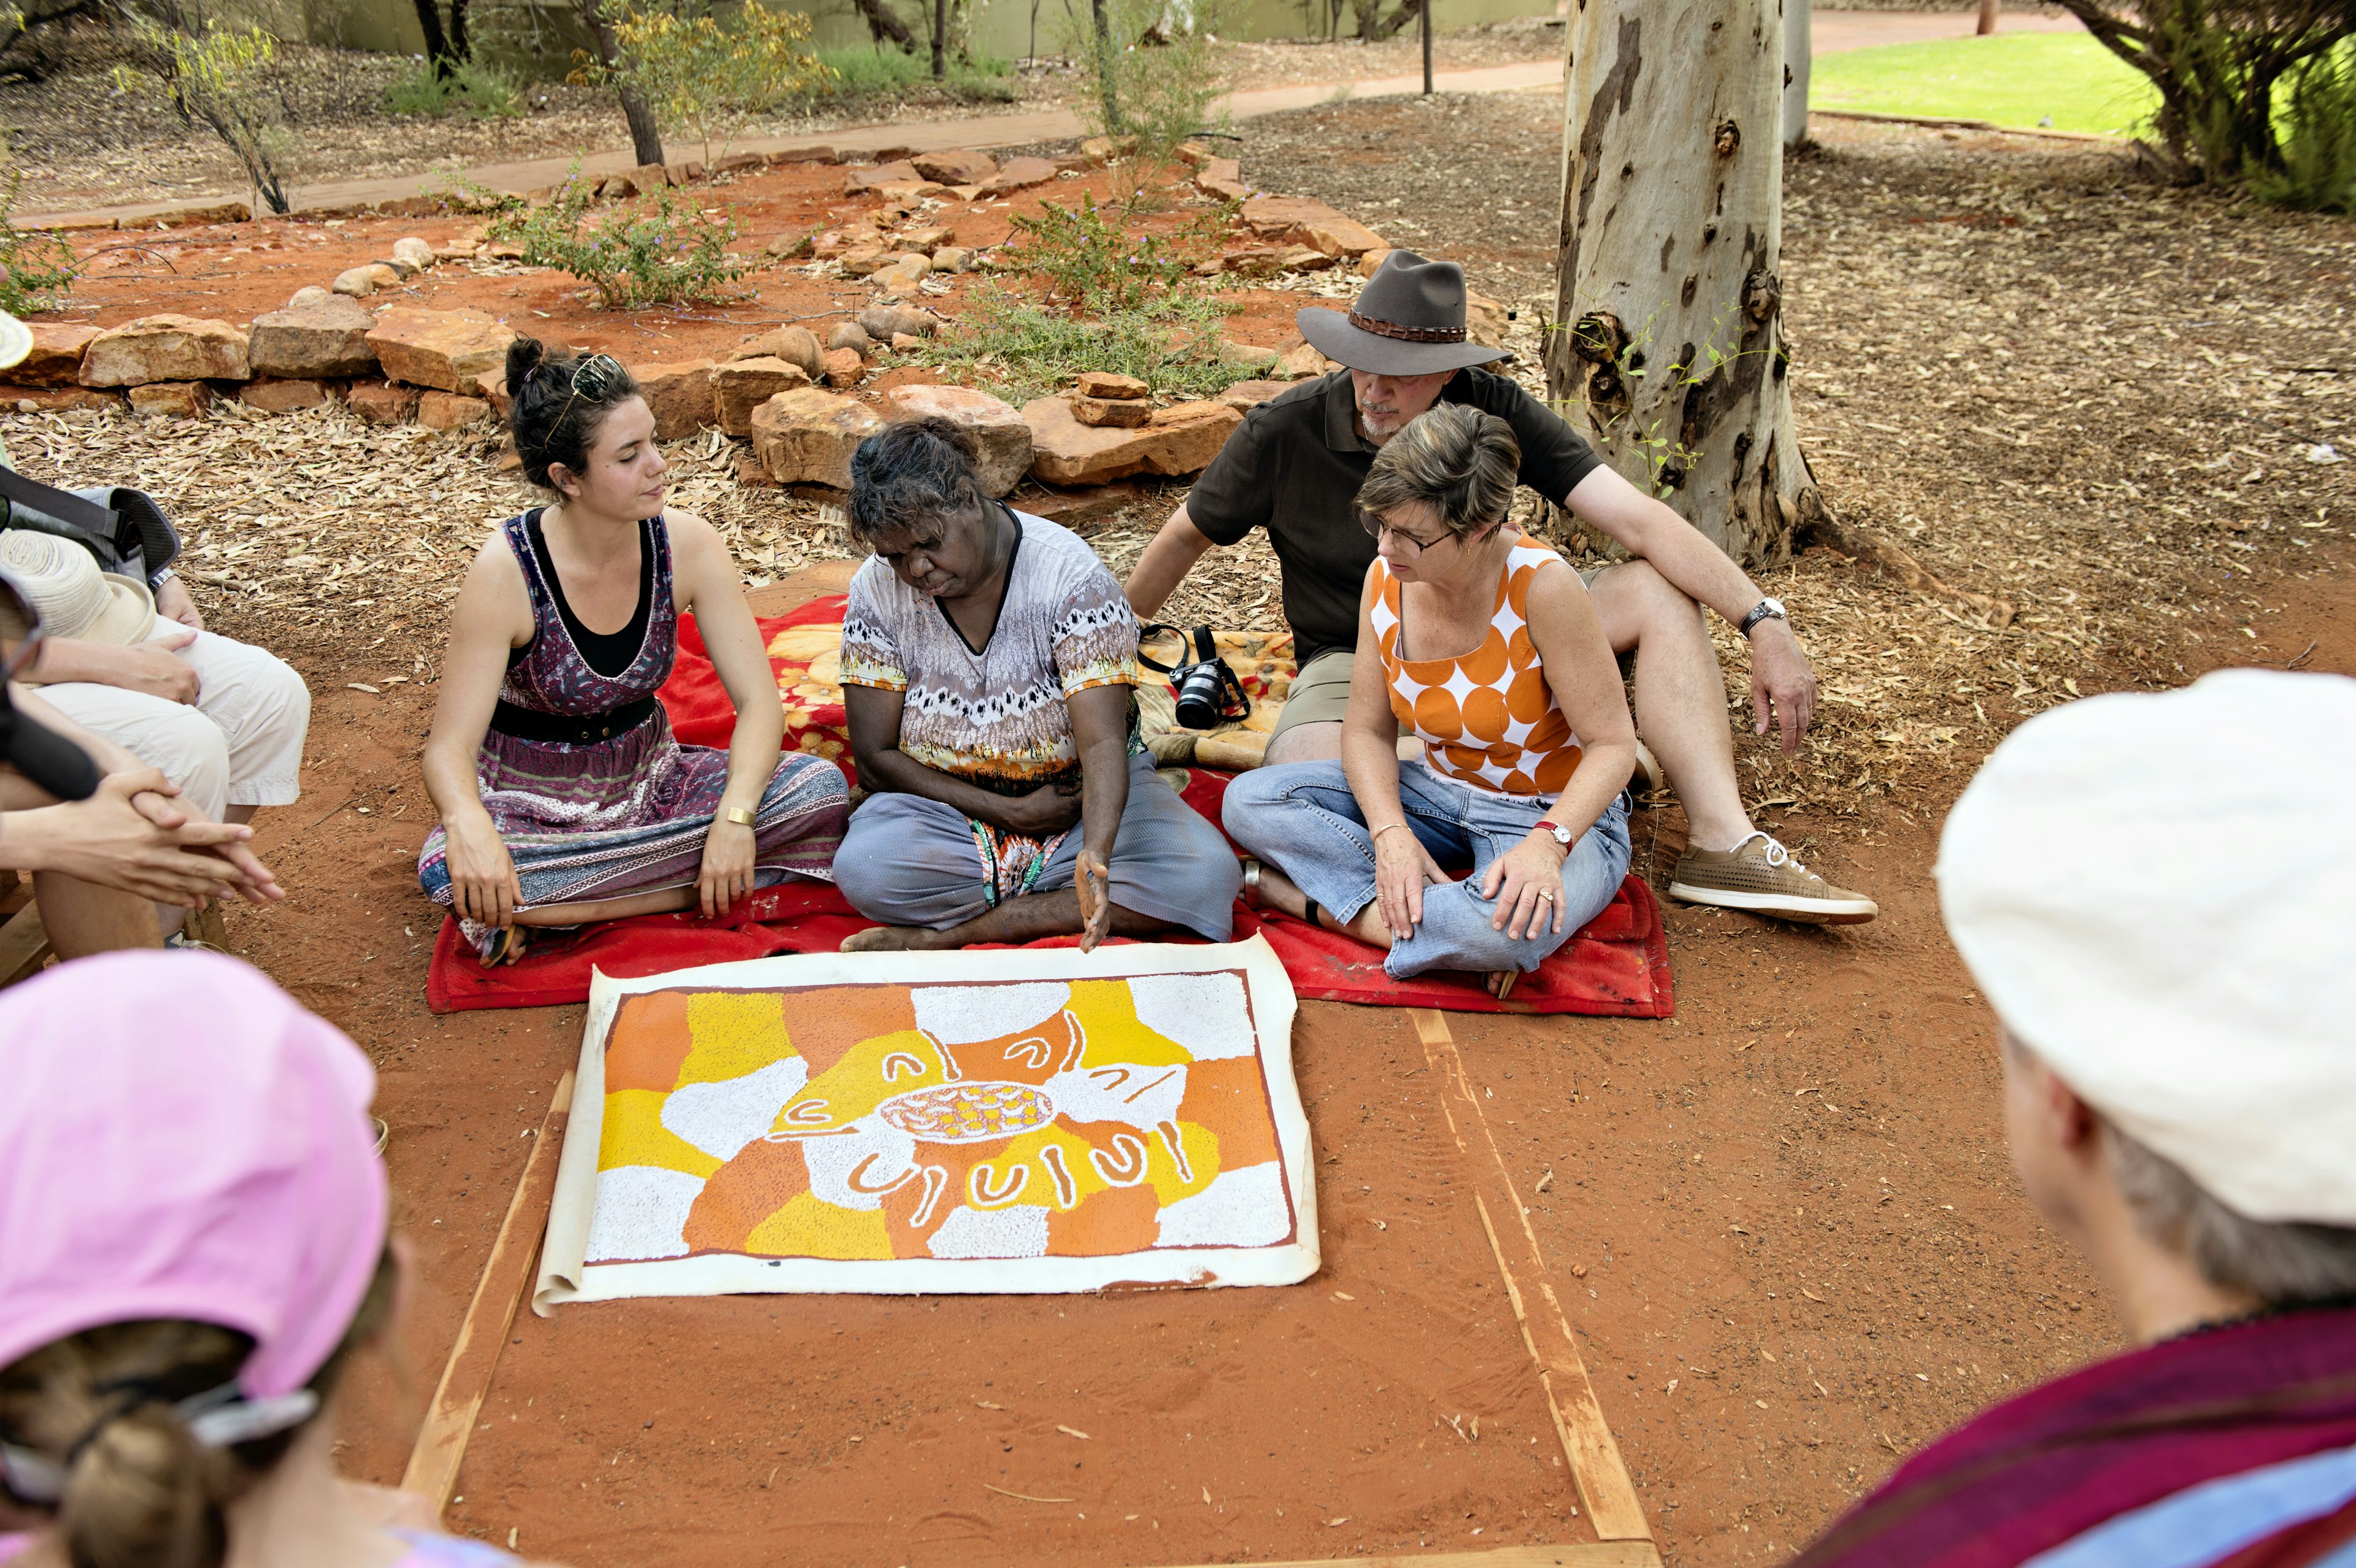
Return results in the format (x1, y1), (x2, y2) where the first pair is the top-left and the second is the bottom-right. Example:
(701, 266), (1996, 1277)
(833, 752), (1241, 941)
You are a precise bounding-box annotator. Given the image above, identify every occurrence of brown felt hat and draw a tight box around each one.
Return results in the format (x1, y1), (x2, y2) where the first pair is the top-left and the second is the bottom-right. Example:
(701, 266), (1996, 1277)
(1296, 250), (1504, 377)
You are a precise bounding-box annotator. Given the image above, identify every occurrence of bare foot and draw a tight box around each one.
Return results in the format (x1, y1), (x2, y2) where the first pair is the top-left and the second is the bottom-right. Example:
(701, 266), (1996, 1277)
(1485, 968), (1521, 1001)
(841, 925), (920, 952)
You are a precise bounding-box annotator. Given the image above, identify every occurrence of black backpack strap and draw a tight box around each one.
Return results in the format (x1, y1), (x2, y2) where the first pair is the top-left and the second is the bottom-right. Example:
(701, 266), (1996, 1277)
(0, 464), (116, 538)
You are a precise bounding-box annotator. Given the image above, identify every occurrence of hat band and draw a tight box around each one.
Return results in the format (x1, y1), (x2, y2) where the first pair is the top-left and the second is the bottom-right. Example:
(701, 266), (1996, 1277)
(1346, 310), (1466, 345)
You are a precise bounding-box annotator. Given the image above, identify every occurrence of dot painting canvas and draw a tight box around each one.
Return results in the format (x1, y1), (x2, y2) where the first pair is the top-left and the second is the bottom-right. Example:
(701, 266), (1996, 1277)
(534, 937), (1317, 1307)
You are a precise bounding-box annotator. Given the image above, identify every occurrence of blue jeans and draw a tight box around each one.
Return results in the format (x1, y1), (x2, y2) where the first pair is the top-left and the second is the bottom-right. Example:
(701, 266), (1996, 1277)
(1223, 760), (1632, 980)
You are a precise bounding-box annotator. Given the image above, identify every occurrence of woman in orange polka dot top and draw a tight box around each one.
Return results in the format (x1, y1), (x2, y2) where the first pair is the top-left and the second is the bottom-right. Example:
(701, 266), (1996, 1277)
(1222, 404), (1639, 997)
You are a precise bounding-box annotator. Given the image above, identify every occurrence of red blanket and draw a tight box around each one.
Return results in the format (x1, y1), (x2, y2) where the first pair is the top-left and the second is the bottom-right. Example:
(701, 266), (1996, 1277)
(426, 608), (1676, 1018)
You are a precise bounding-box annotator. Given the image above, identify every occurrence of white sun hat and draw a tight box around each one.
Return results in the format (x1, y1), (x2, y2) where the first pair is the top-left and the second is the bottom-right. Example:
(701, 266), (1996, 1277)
(1935, 668), (2356, 1226)
(0, 528), (156, 647)
(0, 309), (29, 373)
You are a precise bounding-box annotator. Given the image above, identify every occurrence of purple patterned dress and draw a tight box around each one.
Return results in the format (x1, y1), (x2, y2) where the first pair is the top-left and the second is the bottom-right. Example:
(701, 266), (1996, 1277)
(418, 512), (847, 952)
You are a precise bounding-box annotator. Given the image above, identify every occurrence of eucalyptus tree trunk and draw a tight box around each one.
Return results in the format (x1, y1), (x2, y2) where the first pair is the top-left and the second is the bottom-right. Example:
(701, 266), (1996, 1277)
(1545, 0), (1820, 567)
(1783, 0), (1810, 146)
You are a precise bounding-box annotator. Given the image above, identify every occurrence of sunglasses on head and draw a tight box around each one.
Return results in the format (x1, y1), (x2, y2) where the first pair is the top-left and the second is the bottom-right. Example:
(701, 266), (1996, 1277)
(568, 353), (626, 402)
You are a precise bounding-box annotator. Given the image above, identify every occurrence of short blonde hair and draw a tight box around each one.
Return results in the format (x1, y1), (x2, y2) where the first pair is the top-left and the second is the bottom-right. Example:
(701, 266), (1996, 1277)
(1355, 403), (1521, 539)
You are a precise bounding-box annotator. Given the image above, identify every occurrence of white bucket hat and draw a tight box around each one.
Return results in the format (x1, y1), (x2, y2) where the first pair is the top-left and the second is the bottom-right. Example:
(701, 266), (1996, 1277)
(1936, 669), (2356, 1227)
(0, 309), (29, 374)
(0, 529), (157, 647)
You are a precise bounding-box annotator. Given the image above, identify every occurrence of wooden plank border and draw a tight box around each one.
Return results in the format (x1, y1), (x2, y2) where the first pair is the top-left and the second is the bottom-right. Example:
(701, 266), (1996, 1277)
(1409, 1009), (1653, 1546)
(401, 1071), (575, 1512)
(1159, 1547), (1660, 1568)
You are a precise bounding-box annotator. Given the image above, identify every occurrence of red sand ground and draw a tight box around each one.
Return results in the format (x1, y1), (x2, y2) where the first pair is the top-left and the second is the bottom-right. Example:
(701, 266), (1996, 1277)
(226, 550), (2344, 1567)
(52, 159), (1314, 365)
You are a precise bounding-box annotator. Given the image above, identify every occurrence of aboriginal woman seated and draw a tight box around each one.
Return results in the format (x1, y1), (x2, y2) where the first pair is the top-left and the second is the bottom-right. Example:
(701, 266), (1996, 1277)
(418, 339), (848, 964)
(831, 418), (1240, 951)
(1220, 404), (1636, 997)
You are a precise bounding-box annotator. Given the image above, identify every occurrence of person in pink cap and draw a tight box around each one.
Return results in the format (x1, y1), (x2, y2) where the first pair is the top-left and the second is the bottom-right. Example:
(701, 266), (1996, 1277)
(0, 951), (566, 1568)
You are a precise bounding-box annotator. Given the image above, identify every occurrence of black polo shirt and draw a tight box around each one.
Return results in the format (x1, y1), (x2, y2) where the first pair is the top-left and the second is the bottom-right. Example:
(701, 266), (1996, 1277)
(1183, 367), (1603, 667)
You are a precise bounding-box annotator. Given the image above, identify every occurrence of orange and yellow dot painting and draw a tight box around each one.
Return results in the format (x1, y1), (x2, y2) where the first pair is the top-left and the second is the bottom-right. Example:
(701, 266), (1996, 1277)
(534, 939), (1315, 1305)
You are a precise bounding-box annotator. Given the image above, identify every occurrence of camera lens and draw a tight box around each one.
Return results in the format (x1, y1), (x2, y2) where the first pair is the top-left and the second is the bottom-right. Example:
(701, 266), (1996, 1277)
(1174, 662), (1226, 729)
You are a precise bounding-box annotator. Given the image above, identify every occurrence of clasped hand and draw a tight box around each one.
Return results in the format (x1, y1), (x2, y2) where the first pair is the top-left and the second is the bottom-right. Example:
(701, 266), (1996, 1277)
(991, 779), (1083, 839)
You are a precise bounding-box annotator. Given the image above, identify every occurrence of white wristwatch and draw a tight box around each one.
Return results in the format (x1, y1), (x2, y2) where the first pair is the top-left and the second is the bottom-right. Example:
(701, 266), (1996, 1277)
(1533, 818), (1574, 848)
(1738, 596), (1788, 638)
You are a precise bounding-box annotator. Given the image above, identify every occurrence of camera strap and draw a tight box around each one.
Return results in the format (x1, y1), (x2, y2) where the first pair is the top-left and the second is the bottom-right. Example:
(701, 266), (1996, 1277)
(1136, 621), (1218, 676)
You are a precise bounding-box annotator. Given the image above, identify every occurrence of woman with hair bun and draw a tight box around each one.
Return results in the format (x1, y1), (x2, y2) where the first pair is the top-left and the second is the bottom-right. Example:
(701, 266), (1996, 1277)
(0, 950), (571, 1567)
(418, 338), (847, 964)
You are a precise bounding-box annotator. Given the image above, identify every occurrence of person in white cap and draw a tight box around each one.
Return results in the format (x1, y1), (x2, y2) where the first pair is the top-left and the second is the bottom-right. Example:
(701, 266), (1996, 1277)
(1792, 668), (2356, 1568)
(1123, 251), (1874, 926)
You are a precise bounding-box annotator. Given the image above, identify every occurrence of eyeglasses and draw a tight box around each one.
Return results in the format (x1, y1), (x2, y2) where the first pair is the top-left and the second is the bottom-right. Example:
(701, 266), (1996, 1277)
(1356, 507), (1456, 558)
(0, 573), (45, 683)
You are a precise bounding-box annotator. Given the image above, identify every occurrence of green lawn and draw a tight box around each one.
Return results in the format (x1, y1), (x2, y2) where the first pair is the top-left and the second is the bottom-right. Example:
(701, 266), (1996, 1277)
(1810, 33), (2160, 136)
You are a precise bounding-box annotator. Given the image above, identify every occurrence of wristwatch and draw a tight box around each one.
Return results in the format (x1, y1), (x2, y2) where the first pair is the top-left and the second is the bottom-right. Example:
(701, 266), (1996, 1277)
(1533, 818), (1574, 849)
(1738, 596), (1788, 638)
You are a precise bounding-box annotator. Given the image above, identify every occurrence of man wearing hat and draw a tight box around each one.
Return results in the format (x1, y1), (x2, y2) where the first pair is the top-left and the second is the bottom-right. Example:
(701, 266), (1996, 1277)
(1793, 669), (2356, 1568)
(1126, 251), (1874, 924)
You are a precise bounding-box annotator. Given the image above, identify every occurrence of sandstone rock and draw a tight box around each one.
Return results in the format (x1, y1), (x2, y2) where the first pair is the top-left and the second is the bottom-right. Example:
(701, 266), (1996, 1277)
(1016, 479), (1142, 526)
(872, 180), (944, 204)
(881, 383), (1031, 497)
(844, 159), (922, 192)
(13, 325), (99, 388)
(1217, 379), (1293, 410)
(712, 152), (764, 174)
(1218, 245), (1288, 277)
(239, 377), (332, 413)
(365, 307), (515, 394)
(632, 359), (717, 439)
(821, 347), (864, 389)
(712, 356), (812, 437)
(838, 246), (893, 277)
(1356, 247), (1394, 279)
(248, 296), (379, 379)
(1176, 140), (1214, 167)
(1277, 245), (1334, 273)
(418, 390), (492, 429)
(826, 321), (872, 357)
(751, 387), (883, 489)
(930, 247), (971, 273)
(900, 223), (954, 250)
(631, 161), (671, 190)
(1241, 194), (1351, 240)
(1195, 157), (1250, 203)
(1276, 341), (1333, 379)
(1079, 134), (1138, 165)
(432, 240), (480, 262)
(735, 449), (776, 487)
(128, 382), (211, 418)
(858, 306), (936, 342)
(730, 326), (822, 378)
(977, 155), (1058, 196)
(871, 255), (931, 296)
(331, 263), (402, 298)
(288, 285), (333, 307)
(664, 159), (704, 184)
(3, 386), (125, 415)
(80, 315), (250, 387)
(910, 148), (995, 185)
(1075, 371), (1149, 401)
(1303, 217), (1385, 258)
(766, 229), (815, 259)
(382, 255), (423, 280)
(474, 372), (512, 420)
(1022, 395), (1240, 485)
(1073, 394), (1152, 429)
(1215, 339), (1280, 371)
(348, 381), (421, 426)
(891, 332), (925, 354)
(768, 144), (836, 164)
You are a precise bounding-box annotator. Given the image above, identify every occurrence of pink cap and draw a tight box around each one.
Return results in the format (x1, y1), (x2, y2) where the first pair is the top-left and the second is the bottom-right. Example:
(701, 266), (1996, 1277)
(0, 951), (390, 1397)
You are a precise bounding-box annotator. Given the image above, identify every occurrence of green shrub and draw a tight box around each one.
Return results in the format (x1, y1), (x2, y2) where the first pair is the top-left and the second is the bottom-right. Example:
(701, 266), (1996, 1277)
(1067, 0), (1231, 166)
(1001, 191), (1230, 312)
(486, 168), (755, 308)
(2249, 44), (2356, 213)
(893, 285), (1244, 404)
(576, 2), (833, 167)
(112, 18), (298, 214)
(386, 56), (525, 118)
(0, 167), (77, 315)
(810, 45), (1016, 102)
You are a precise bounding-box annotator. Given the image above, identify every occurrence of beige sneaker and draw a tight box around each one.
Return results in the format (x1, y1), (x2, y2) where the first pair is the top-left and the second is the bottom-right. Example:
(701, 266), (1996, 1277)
(1669, 832), (1879, 925)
